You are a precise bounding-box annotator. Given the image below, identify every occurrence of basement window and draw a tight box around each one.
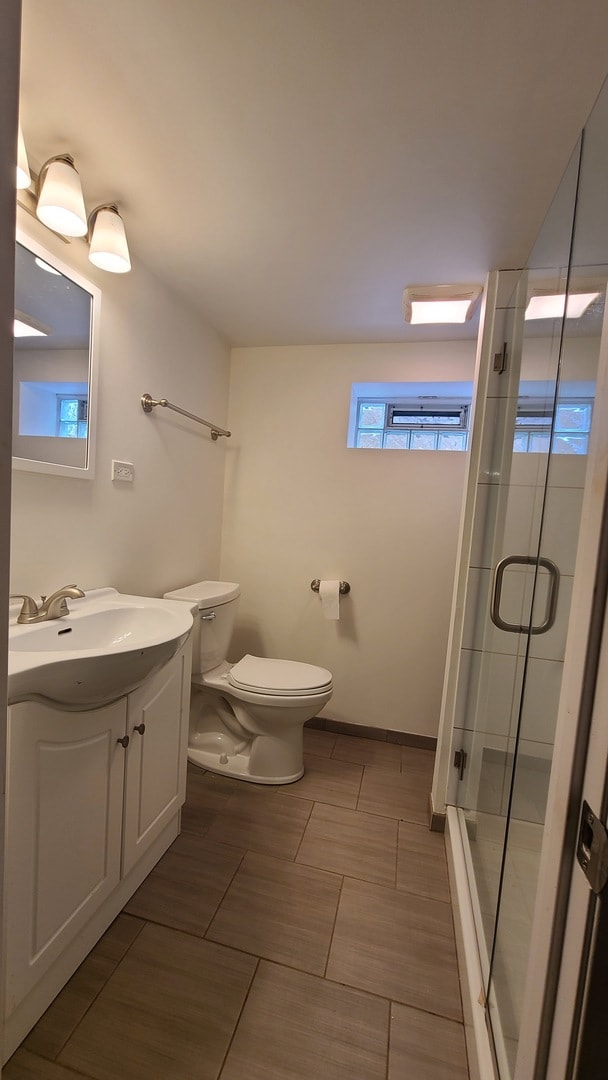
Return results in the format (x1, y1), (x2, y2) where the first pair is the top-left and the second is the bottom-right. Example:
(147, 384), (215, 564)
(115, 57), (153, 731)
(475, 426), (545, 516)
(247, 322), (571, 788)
(513, 400), (592, 454)
(348, 382), (593, 455)
(57, 395), (88, 439)
(18, 382), (89, 439)
(348, 383), (472, 452)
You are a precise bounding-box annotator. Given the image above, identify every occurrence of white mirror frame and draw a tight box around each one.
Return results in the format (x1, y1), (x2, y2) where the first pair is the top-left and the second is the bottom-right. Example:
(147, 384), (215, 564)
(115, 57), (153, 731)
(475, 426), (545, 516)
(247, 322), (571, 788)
(13, 225), (101, 480)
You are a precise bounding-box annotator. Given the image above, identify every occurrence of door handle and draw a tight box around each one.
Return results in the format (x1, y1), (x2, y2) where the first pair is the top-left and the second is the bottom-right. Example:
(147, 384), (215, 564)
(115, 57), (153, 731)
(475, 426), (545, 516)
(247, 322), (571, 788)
(490, 554), (560, 634)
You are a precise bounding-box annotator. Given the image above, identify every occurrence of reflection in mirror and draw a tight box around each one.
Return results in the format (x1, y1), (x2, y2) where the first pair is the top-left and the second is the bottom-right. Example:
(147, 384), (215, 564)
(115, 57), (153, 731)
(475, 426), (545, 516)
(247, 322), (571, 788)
(12, 229), (100, 478)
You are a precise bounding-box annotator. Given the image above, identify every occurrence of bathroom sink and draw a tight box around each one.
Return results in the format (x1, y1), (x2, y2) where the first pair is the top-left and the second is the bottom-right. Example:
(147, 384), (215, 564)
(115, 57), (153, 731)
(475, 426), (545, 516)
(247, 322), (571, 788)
(8, 587), (193, 707)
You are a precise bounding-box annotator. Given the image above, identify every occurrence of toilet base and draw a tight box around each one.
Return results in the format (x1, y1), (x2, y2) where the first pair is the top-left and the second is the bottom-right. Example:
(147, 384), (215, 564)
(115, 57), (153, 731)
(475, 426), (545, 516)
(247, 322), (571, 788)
(187, 746), (303, 785)
(187, 714), (306, 785)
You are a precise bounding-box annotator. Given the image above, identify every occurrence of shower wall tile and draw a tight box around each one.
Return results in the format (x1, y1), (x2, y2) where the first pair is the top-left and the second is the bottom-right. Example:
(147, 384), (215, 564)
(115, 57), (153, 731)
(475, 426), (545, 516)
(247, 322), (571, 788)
(541, 486), (585, 575)
(516, 656), (563, 747)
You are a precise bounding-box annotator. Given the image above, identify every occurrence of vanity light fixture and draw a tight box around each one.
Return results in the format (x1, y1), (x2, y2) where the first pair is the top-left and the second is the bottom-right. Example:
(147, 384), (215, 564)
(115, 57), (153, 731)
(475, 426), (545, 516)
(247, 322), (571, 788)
(88, 204), (131, 274)
(525, 291), (600, 320)
(17, 128), (132, 273)
(403, 284), (483, 324)
(36, 154), (88, 237)
(16, 123), (31, 190)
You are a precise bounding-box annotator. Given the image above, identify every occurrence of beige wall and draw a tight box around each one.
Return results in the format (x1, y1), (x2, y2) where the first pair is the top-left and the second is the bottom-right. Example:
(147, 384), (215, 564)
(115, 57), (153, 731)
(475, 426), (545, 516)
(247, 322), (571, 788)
(220, 342), (475, 738)
(10, 210), (231, 600)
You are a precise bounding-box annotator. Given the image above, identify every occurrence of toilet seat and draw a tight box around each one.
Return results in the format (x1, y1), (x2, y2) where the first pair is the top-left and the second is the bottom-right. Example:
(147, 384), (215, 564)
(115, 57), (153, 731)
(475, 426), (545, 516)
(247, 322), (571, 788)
(228, 654), (333, 697)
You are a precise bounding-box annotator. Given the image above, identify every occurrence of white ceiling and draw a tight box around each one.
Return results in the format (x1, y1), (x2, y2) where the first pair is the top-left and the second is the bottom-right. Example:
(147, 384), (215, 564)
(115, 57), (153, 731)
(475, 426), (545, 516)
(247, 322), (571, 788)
(18, 0), (608, 346)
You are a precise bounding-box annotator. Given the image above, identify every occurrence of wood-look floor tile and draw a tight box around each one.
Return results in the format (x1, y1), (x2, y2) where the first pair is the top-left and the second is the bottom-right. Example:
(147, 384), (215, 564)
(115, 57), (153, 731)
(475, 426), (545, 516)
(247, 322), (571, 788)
(179, 766), (238, 835)
(357, 765), (430, 823)
(278, 753), (363, 809)
(220, 960), (390, 1080)
(388, 1002), (468, 1079)
(331, 733), (403, 771)
(401, 745), (435, 777)
(2, 1054), (95, 1080)
(4, 1048), (94, 1079)
(124, 831), (245, 935)
(326, 878), (462, 1021)
(303, 728), (336, 757)
(24, 914), (144, 1061)
(58, 924), (257, 1080)
(206, 851), (342, 975)
(205, 787), (312, 859)
(397, 819), (450, 902)
(296, 802), (398, 886)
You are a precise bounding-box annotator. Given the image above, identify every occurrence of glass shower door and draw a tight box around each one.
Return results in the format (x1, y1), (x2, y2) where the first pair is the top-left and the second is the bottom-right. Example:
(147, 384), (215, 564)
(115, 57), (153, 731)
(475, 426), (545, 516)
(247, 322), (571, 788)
(453, 140), (585, 1077)
(487, 81), (608, 1074)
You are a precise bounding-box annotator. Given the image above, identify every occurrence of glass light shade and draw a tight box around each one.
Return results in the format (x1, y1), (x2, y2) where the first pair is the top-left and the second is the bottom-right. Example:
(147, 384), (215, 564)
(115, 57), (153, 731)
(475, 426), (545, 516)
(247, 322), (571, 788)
(16, 124), (31, 189)
(88, 206), (131, 273)
(36, 158), (87, 237)
(409, 299), (473, 324)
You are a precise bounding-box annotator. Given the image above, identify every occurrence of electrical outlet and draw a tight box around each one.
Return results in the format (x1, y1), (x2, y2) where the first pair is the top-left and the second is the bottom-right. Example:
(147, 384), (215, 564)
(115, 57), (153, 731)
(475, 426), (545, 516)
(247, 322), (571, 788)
(111, 459), (135, 482)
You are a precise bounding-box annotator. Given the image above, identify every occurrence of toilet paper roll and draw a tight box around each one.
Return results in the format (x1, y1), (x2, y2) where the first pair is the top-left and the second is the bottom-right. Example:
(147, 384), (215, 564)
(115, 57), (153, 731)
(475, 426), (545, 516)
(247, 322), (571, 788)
(319, 579), (341, 620)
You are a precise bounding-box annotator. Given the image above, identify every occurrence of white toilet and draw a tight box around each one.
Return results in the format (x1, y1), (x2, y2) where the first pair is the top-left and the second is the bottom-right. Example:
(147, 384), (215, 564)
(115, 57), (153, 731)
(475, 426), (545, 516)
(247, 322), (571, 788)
(163, 580), (333, 784)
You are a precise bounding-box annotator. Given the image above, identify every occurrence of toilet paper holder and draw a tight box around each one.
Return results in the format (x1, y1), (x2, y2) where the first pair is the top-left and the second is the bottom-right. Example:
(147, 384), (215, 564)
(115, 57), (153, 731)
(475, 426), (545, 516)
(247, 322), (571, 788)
(311, 579), (351, 594)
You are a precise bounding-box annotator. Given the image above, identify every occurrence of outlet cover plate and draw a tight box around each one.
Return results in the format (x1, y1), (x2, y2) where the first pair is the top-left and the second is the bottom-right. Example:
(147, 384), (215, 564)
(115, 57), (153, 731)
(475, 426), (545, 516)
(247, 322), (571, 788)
(112, 460), (135, 482)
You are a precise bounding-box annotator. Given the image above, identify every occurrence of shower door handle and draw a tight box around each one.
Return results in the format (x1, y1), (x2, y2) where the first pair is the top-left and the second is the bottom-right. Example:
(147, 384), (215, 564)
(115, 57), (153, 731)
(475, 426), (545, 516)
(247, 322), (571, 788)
(490, 554), (560, 634)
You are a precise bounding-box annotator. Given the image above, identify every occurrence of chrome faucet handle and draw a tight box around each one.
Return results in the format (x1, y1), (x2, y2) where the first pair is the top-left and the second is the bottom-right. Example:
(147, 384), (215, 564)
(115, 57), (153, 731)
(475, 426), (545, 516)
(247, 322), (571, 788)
(10, 594), (40, 623)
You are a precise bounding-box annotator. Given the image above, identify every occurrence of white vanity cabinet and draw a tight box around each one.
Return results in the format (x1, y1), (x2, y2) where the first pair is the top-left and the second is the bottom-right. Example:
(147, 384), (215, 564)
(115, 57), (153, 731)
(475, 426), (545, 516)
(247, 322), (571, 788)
(4, 698), (126, 1013)
(122, 655), (188, 875)
(3, 641), (191, 1059)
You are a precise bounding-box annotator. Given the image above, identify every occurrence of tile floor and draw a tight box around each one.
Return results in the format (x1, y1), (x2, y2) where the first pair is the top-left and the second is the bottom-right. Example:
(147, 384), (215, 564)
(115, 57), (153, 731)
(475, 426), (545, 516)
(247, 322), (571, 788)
(5, 729), (470, 1080)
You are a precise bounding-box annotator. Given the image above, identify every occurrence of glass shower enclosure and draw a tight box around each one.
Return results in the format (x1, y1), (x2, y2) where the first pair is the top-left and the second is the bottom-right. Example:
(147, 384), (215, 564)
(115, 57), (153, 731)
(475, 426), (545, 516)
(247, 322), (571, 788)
(440, 76), (608, 1079)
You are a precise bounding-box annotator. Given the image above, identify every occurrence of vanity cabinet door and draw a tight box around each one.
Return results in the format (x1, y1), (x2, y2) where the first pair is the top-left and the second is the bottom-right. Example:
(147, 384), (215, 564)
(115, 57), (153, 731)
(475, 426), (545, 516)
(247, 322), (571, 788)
(4, 699), (126, 1014)
(122, 647), (190, 876)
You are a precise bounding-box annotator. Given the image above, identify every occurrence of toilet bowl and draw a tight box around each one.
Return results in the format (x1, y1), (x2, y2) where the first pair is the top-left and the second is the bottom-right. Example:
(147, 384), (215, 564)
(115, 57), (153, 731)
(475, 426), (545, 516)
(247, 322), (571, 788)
(163, 581), (333, 783)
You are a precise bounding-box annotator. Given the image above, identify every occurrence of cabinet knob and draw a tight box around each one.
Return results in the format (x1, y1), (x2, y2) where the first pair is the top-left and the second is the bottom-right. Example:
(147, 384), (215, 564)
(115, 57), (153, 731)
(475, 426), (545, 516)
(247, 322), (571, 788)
(133, 723), (146, 735)
(117, 735), (130, 748)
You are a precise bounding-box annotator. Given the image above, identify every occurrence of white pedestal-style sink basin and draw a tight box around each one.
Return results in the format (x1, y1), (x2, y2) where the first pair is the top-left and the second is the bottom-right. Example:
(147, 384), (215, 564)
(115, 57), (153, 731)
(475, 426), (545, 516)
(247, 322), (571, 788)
(8, 587), (193, 707)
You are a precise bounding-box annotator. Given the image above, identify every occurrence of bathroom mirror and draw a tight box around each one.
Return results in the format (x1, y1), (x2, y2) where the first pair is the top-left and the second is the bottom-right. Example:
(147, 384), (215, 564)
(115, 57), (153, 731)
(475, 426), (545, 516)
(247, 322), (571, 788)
(12, 227), (100, 479)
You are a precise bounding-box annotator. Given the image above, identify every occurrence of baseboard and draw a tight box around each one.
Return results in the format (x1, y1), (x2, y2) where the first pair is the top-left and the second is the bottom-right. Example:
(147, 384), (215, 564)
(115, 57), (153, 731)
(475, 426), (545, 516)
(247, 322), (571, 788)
(306, 717), (437, 751)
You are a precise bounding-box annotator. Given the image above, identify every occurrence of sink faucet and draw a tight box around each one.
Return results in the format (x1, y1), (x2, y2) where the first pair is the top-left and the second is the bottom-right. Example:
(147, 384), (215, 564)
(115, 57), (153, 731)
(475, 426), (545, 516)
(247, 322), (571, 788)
(10, 585), (85, 624)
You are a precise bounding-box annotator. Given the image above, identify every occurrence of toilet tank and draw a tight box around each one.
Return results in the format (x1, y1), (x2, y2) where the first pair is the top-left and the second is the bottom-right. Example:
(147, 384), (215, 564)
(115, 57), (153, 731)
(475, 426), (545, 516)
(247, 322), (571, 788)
(163, 581), (240, 675)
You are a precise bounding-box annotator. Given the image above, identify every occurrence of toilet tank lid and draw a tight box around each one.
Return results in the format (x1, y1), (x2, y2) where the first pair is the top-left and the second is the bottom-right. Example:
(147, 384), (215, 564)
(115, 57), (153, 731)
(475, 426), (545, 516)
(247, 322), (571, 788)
(163, 580), (240, 607)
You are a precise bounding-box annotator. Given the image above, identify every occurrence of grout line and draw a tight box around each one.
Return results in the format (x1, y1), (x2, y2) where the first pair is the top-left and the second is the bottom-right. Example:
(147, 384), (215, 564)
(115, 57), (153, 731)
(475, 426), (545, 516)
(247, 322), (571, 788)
(50, 916), (147, 1063)
(292, 798), (315, 862)
(216, 956), (260, 1079)
(355, 763), (365, 809)
(323, 865), (345, 980)
(386, 1000), (392, 1080)
(21, 1047), (98, 1079)
(202, 848), (248, 938)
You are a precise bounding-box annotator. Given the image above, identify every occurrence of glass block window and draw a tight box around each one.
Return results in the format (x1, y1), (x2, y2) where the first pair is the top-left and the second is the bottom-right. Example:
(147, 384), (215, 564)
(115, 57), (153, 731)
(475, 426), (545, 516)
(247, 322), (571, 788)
(513, 400), (592, 455)
(353, 399), (470, 452)
(57, 396), (88, 439)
